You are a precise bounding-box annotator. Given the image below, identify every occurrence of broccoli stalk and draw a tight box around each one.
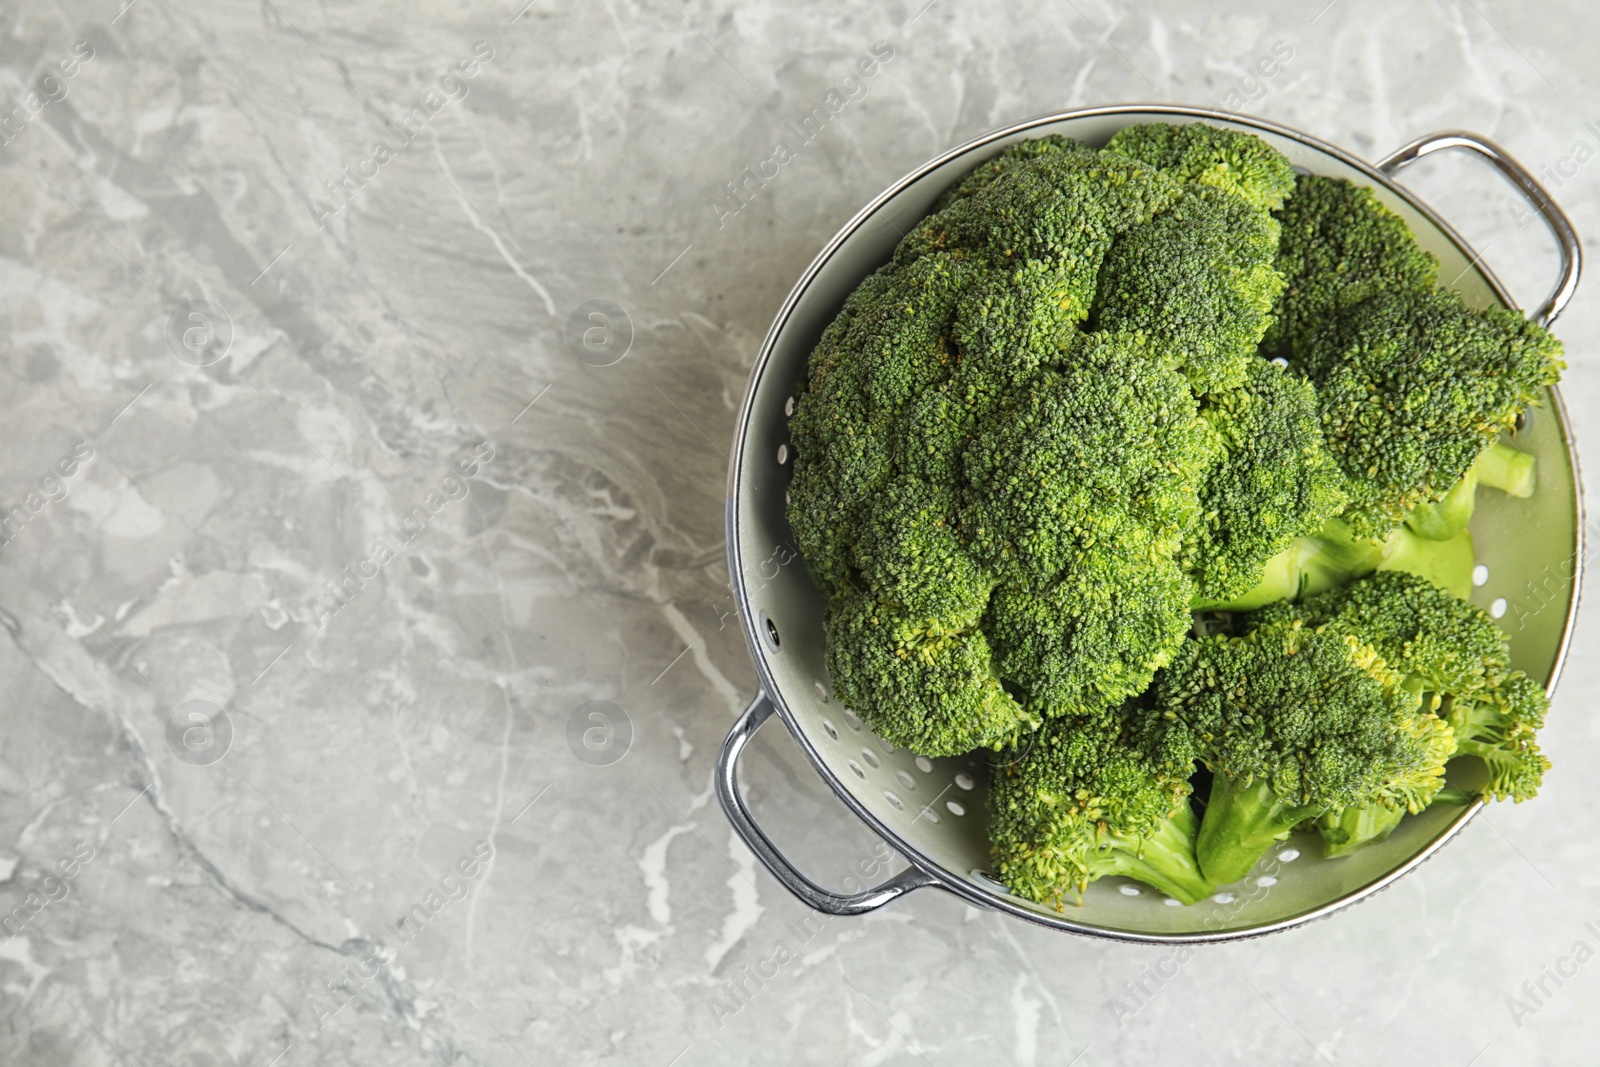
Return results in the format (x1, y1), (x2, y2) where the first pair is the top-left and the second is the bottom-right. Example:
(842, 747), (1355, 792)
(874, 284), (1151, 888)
(1315, 804), (1406, 859)
(1196, 776), (1324, 885)
(1192, 512), (1476, 611)
(1093, 803), (1215, 905)
(1405, 442), (1537, 541)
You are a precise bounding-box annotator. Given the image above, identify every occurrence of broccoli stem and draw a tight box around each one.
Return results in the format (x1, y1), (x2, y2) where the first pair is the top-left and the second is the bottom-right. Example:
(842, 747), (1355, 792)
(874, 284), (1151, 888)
(1405, 442), (1535, 541)
(1475, 441), (1536, 498)
(1376, 526), (1474, 599)
(1195, 774), (1321, 885)
(1316, 802), (1406, 858)
(1098, 805), (1214, 905)
(1193, 516), (1474, 611)
(1404, 471), (1478, 541)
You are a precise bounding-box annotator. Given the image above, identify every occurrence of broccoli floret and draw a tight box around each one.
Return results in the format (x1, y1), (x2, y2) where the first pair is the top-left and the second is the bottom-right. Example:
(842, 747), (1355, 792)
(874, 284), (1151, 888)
(961, 331), (1212, 585)
(851, 476), (995, 621)
(1250, 570), (1509, 697)
(1249, 572), (1550, 853)
(824, 593), (1036, 756)
(1095, 187), (1286, 393)
(933, 135), (1098, 212)
(1102, 121), (1296, 212)
(1295, 287), (1564, 538)
(788, 252), (979, 592)
(1181, 358), (1348, 601)
(990, 711), (1212, 906)
(1266, 173), (1439, 352)
(896, 146), (1181, 296)
(986, 538), (1193, 718)
(1447, 669), (1550, 802)
(1142, 620), (1453, 884)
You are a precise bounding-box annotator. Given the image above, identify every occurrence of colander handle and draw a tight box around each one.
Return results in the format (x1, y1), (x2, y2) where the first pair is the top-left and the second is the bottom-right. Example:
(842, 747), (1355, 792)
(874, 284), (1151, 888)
(1375, 129), (1582, 327)
(716, 692), (939, 915)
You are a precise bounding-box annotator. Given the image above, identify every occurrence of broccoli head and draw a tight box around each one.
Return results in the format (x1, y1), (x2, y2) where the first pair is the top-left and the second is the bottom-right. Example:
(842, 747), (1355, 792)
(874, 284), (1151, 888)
(1266, 173), (1439, 352)
(1102, 121), (1296, 212)
(1181, 358), (1348, 601)
(1248, 571), (1550, 853)
(1249, 570), (1510, 700)
(932, 135), (1099, 212)
(824, 592), (1036, 756)
(787, 252), (978, 592)
(1095, 186), (1287, 393)
(989, 710), (1212, 907)
(961, 331), (1212, 584)
(986, 538), (1193, 719)
(1141, 620), (1453, 884)
(1295, 287), (1564, 537)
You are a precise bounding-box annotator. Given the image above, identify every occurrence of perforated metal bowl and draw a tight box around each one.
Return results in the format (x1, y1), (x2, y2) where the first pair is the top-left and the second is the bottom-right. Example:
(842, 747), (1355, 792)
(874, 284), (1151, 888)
(716, 105), (1584, 942)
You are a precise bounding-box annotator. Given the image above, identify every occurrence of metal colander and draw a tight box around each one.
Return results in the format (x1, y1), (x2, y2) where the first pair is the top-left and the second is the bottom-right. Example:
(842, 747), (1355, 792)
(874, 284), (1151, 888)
(716, 105), (1583, 943)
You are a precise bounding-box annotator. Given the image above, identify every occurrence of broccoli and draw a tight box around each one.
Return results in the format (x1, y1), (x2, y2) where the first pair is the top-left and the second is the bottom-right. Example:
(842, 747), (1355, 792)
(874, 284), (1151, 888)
(932, 135), (1098, 212)
(1446, 669), (1550, 803)
(791, 138), (1188, 748)
(990, 710), (1212, 907)
(1249, 572), (1550, 855)
(1193, 511), (1476, 611)
(1265, 173), (1439, 352)
(1102, 121), (1296, 213)
(1181, 358), (1348, 601)
(1141, 620), (1453, 884)
(783, 123), (1563, 902)
(1294, 287), (1563, 538)
(1095, 186), (1286, 394)
(788, 252), (978, 592)
(1404, 441), (1536, 541)
(960, 332), (1209, 719)
(986, 539), (1193, 718)
(824, 592), (1036, 756)
(961, 331), (1212, 584)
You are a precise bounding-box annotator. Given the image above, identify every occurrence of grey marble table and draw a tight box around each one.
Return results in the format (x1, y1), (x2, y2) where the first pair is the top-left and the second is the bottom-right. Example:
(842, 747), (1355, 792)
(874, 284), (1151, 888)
(0, 1), (1596, 1064)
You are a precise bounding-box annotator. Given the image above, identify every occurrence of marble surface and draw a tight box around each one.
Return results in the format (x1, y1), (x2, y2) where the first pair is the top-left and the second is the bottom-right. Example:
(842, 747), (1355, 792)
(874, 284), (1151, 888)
(0, 0), (1596, 1064)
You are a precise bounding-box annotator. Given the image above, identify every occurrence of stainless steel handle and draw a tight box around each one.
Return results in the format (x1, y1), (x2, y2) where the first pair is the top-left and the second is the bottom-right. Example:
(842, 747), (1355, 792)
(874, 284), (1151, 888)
(1376, 129), (1582, 326)
(716, 692), (938, 915)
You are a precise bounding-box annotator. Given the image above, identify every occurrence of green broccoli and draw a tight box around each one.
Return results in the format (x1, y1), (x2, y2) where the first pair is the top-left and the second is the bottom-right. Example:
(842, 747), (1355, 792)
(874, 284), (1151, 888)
(932, 135), (1098, 212)
(788, 252), (978, 592)
(1181, 358), (1348, 601)
(990, 710), (1212, 906)
(1141, 620), (1453, 884)
(1095, 186), (1286, 393)
(1295, 287), (1563, 538)
(1193, 511), (1476, 612)
(1404, 441), (1536, 541)
(1102, 121), (1296, 213)
(1249, 570), (1510, 698)
(824, 592), (1036, 756)
(1265, 173), (1439, 352)
(783, 121), (1563, 907)
(1447, 669), (1550, 803)
(986, 538), (1193, 718)
(961, 331), (1212, 585)
(1249, 571), (1550, 855)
